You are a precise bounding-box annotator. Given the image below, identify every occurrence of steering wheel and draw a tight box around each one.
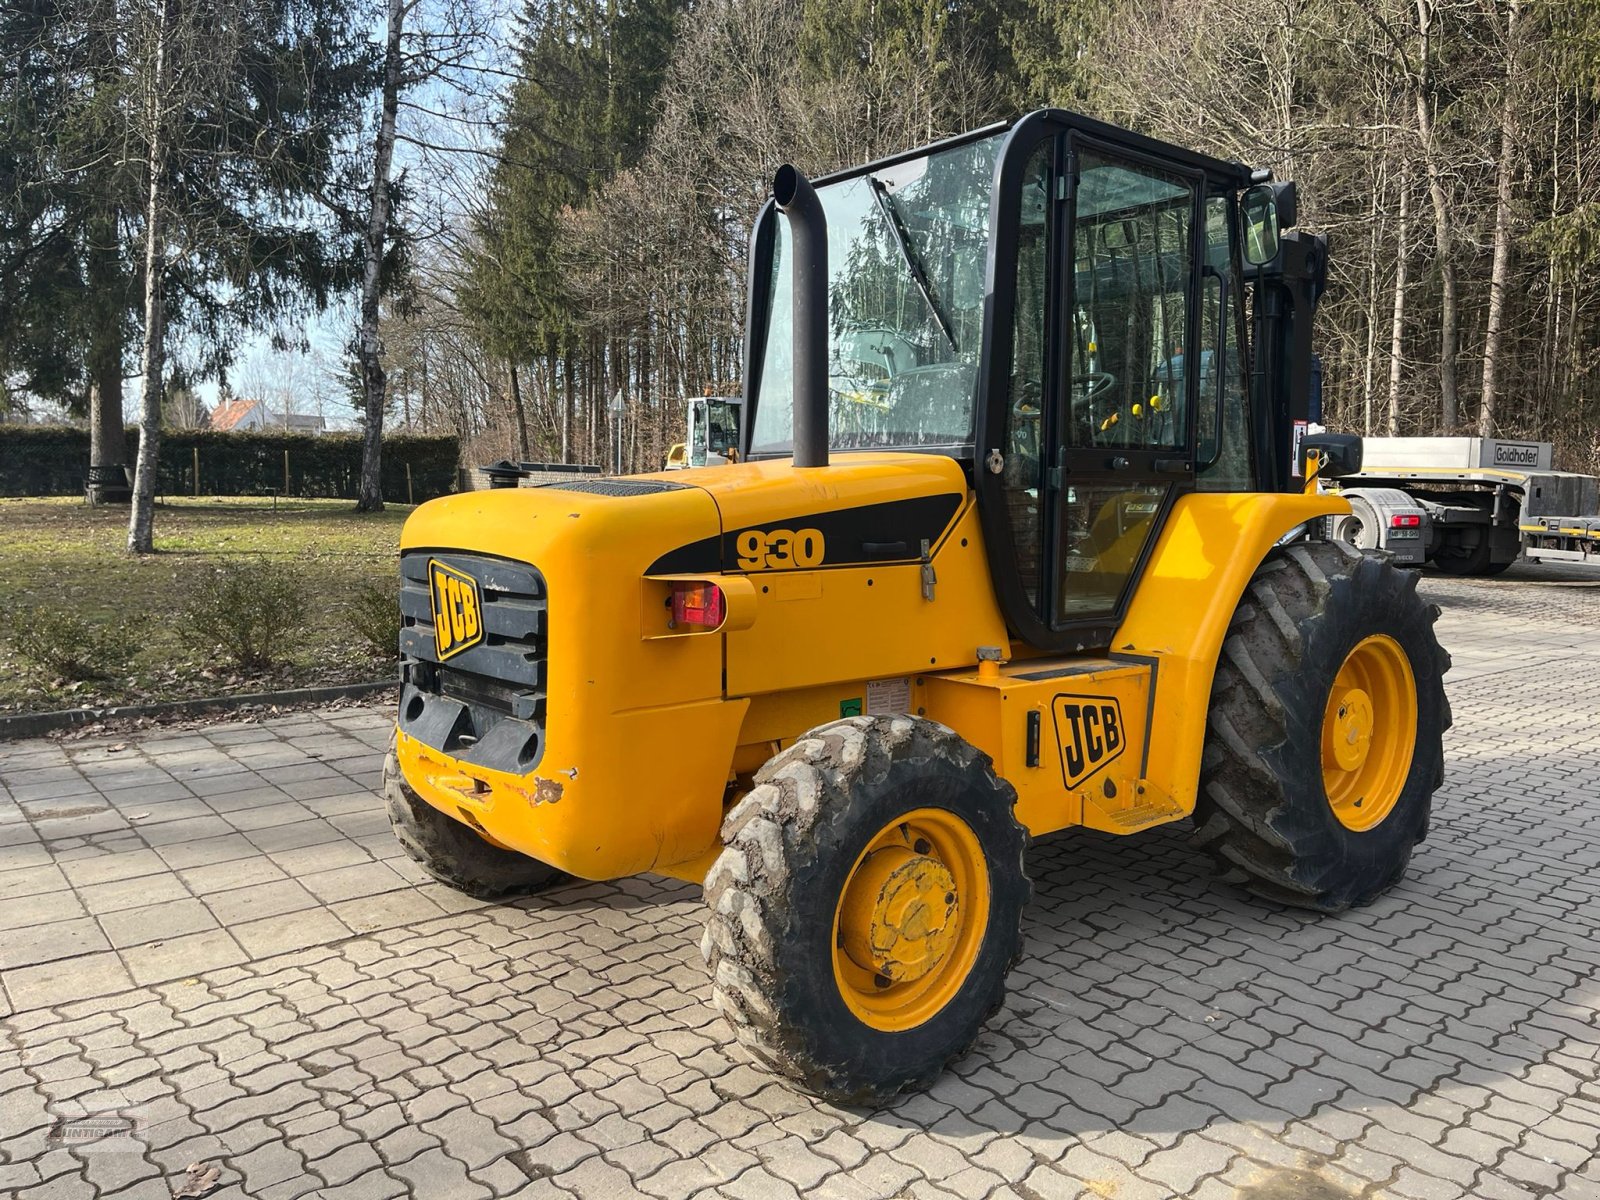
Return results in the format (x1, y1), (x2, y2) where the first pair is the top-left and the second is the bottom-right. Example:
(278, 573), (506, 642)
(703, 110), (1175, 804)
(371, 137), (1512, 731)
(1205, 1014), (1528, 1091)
(1010, 377), (1043, 418)
(1072, 370), (1117, 401)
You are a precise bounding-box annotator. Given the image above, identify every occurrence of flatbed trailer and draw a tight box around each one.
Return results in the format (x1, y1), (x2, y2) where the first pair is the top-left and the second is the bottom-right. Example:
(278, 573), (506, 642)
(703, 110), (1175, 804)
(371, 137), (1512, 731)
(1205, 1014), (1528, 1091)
(1332, 437), (1600, 573)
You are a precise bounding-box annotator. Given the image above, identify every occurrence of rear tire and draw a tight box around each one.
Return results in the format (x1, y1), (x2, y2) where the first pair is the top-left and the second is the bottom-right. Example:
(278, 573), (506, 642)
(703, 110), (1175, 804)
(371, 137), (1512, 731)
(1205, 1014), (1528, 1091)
(701, 716), (1028, 1103)
(1330, 495), (1379, 551)
(384, 737), (570, 900)
(1195, 541), (1450, 912)
(1432, 533), (1493, 576)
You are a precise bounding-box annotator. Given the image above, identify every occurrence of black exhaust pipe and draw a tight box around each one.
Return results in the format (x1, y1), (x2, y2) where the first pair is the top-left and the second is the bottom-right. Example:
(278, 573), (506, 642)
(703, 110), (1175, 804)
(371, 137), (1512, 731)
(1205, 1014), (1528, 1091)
(773, 164), (828, 468)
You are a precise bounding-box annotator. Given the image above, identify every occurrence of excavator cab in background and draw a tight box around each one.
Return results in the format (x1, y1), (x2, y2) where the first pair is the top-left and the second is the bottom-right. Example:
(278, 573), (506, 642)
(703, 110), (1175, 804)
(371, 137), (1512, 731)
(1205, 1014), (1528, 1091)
(665, 395), (743, 469)
(388, 110), (1449, 1102)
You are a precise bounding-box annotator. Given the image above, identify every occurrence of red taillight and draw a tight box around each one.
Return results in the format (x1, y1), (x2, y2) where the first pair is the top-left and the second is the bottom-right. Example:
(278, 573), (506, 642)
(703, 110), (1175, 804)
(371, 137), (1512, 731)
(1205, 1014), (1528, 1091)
(1390, 514), (1422, 528)
(670, 582), (726, 630)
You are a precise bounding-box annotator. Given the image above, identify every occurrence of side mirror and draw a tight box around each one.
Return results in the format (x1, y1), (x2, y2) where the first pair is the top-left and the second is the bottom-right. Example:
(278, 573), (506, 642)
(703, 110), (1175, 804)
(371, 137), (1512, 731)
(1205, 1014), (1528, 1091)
(1240, 184), (1280, 266)
(1301, 432), (1362, 479)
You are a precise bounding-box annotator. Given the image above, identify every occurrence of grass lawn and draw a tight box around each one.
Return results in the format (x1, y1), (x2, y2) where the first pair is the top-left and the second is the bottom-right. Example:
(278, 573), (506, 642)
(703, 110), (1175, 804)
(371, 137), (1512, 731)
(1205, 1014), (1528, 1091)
(0, 496), (408, 715)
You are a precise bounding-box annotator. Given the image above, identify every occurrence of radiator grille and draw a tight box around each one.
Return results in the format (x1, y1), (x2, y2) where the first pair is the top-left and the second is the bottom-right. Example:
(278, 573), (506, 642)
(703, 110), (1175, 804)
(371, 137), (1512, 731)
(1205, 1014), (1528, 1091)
(397, 552), (545, 773)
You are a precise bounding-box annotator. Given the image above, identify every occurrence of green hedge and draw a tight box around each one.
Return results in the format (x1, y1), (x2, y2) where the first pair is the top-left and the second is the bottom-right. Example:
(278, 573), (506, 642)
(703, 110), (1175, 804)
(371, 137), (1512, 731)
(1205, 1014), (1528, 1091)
(0, 426), (460, 502)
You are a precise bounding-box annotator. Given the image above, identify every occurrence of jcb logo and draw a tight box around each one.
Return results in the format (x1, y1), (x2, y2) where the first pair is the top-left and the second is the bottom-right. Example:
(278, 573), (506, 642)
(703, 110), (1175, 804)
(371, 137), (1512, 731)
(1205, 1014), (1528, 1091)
(1052, 694), (1126, 788)
(735, 527), (825, 572)
(429, 560), (483, 660)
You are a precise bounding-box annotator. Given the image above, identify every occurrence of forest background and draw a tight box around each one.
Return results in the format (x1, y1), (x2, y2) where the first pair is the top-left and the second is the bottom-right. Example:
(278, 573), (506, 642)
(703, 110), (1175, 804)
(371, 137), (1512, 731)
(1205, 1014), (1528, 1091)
(6, 0), (1600, 493)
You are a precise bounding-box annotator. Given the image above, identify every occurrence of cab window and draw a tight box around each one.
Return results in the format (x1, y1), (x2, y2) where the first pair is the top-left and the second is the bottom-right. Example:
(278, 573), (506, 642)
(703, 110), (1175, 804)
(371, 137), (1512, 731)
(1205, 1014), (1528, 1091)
(1196, 193), (1253, 490)
(1065, 151), (1194, 452)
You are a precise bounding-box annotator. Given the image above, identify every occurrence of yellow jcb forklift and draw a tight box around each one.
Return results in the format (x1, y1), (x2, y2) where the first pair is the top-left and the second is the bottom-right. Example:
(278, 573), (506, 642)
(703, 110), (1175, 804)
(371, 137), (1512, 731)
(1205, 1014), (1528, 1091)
(389, 109), (1450, 1102)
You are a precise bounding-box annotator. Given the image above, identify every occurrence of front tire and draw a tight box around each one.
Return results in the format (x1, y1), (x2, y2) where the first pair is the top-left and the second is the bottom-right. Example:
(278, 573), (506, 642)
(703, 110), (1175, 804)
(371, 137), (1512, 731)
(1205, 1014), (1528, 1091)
(701, 716), (1028, 1103)
(384, 737), (570, 900)
(1195, 541), (1450, 912)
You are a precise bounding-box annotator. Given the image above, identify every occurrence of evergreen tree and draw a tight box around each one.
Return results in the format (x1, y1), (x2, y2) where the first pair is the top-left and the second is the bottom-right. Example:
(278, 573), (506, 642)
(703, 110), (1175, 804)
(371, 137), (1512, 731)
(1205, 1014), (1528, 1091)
(462, 0), (683, 460)
(0, 0), (377, 502)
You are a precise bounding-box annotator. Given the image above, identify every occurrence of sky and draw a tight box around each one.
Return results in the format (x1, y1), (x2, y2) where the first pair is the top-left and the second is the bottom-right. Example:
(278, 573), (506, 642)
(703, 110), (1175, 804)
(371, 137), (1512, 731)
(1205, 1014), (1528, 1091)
(111, 0), (518, 433)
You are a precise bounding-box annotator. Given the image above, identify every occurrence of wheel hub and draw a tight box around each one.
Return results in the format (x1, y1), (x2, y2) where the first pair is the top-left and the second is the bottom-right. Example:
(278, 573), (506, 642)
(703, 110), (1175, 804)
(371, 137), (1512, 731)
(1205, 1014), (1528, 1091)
(839, 846), (960, 984)
(1320, 634), (1418, 831)
(1324, 686), (1374, 772)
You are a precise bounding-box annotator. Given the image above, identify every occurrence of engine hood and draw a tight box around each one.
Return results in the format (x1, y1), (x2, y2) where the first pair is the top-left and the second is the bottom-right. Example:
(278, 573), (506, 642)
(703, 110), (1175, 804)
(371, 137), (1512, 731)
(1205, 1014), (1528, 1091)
(401, 453), (972, 576)
(638, 452), (971, 574)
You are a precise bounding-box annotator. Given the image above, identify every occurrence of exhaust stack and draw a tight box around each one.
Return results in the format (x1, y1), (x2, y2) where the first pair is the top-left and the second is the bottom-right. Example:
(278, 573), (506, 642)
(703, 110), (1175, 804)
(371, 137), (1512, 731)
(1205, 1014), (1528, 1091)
(773, 164), (828, 468)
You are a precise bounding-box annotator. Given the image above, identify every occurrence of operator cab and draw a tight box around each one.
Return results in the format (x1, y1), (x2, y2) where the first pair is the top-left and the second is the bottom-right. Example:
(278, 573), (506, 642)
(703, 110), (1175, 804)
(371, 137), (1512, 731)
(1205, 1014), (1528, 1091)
(741, 110), (1299, 653)
(686, 395), (743, 467)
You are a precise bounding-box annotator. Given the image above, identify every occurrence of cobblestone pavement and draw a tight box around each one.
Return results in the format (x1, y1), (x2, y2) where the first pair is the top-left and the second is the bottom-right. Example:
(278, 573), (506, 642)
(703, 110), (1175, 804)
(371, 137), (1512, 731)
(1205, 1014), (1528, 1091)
(2, 563), (1599, 1200)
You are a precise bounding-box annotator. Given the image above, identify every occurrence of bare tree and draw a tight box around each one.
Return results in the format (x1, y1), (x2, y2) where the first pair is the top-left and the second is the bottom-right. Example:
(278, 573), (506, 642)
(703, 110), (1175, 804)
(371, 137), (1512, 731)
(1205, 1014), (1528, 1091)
(119, 0), (369, 545)
(1387, 157), (1413, 437)
(127, 0), (179, 554)
(355, 0), (504, 510)
(1410, 0), (1464, 429)
(1479, 0), (1525, 436)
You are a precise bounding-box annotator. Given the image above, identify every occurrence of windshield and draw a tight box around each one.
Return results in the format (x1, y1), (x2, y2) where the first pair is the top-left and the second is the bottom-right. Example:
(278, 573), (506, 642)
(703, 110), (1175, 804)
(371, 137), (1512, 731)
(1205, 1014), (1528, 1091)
(750, 132), (1003, 455)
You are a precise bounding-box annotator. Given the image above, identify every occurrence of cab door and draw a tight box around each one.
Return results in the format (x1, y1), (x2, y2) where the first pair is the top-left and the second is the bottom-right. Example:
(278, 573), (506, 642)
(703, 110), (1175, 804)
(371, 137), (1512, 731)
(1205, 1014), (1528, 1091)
(979, 120), (1203, 651)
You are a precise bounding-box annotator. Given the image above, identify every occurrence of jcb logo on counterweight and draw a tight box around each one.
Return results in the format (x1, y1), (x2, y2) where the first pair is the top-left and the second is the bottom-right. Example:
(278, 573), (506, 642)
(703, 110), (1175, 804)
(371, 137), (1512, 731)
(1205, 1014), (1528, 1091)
(1052, 694), (1126, 788)
(428, 560), (483, 660)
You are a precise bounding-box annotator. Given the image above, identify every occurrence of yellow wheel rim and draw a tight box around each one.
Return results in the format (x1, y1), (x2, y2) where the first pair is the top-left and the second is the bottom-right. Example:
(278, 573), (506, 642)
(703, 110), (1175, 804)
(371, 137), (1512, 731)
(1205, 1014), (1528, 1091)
(831, 808), (990, 1032)
(1321, 634), (1417, 831)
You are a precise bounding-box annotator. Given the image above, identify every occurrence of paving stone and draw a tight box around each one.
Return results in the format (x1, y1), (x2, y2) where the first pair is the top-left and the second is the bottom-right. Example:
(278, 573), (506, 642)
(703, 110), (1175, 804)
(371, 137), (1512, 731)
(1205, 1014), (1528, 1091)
(0, 864), (72, 900)
(3, 949), (136, 1012)
(244, 818), (346, 854)
(38, 846), (154, 888)
(331, 888), (447, 935)
(0, 886), (84, 930)
(121, 928), (248, 986)
(204, 879), (322, 926)
(551, 1154), (641, 1197)
(197, 782), (287, 806)
(231, 908), (354, 958)
(180, 855), (290, 894)
(99, 897), (219, 948)
(135, 814), (235, 847)
(420, 1105), (517, 1170)
(154, 833), (262, 871)
(0, 916), (111, 968)
(391, 1147), (492, 1199)
(298, 860), (410, 903)
(220, 801), (315, 832)
(0, 574), (1597, 1200)
(78, 870), (192, 913)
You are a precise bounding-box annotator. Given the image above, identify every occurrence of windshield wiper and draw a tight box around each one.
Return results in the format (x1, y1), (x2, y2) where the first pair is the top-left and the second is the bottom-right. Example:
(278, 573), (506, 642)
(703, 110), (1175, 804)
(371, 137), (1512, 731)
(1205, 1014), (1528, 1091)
(868, 177), (957, 351)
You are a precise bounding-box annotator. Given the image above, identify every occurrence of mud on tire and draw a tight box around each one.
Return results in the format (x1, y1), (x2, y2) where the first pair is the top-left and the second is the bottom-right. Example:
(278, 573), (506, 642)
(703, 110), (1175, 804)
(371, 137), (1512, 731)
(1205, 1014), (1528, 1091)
(700, 715), (1029, 1104)
(1195, 540), (1451, 912)
(384, 736), (569, 900)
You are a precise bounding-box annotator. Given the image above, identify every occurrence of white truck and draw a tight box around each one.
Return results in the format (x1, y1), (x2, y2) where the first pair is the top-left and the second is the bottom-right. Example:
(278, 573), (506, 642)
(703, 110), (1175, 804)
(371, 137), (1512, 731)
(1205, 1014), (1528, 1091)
(1332, 437), (1600, 574)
